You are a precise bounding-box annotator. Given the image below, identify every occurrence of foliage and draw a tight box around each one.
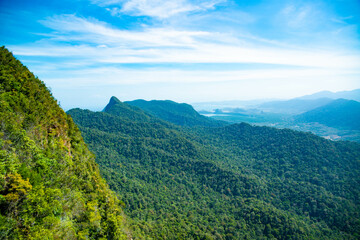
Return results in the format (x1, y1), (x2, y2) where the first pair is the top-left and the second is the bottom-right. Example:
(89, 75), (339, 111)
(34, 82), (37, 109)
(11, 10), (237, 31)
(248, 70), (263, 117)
(0, 46), (129, 239)
(69, 97), (360, 239)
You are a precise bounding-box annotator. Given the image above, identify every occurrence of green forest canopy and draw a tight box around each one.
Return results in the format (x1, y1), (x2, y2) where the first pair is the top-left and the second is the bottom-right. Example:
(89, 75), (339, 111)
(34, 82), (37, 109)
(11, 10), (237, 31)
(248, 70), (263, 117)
(0, 47), (129, 239)
(68, 97), (360, 239)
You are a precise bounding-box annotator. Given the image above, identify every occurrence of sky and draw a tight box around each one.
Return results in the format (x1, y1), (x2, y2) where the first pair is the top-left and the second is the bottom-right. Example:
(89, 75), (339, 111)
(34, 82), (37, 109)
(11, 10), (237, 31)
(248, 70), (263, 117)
(1, 0), (360, 110)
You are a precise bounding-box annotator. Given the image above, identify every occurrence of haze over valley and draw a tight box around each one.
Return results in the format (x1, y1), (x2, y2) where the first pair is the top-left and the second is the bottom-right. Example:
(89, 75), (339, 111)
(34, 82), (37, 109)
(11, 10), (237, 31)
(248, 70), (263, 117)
(195, 89), (360, 142)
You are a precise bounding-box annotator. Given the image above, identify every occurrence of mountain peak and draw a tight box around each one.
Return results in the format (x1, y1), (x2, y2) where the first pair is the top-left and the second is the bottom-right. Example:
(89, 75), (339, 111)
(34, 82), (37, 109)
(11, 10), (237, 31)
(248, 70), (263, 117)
(103, 96), (121, 112)
(126, 99), (226, 127)
(109, 96), (121, 104)
(102, 96), (153, 122)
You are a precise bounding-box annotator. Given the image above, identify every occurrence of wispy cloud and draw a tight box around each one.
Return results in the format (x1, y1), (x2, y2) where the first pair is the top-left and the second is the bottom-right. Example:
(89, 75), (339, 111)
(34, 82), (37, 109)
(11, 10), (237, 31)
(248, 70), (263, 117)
(92, 0), (225, 19)
(281, 4), (312, 28)
(3, 0), (359, 108)
(39, 14), (210, 47)
(11, 14), (360, 71)
(331, 15), (354, 24)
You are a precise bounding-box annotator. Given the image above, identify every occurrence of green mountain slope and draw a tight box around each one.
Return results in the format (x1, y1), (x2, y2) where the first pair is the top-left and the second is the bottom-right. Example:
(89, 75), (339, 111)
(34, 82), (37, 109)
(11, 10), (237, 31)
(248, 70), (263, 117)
(295, 99), (360, 130)
(0, 47), (129, 239)
(105, 96), (153, 122)
(69, 97), (360, 239)
(200, 123), (360, 232)
(126, 99), (226, 127)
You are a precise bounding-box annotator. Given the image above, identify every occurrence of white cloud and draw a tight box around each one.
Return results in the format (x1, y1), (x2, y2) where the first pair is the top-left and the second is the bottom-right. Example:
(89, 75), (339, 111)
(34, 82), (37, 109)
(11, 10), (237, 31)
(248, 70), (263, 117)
(92, 0), (225, 19)
(331, 15), (354, 24)
(40, 14), (210, 47)
(121, 0), (196, 18)
(281, 4), (313, 28)
(14, 15), (355, 71)
(11, 12), (360, 105)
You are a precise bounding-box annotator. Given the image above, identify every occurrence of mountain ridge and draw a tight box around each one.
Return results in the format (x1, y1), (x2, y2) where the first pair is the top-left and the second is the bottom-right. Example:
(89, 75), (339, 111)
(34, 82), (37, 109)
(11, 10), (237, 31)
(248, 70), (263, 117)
(296, 89), (360, 101)
(295, 98), (360, 130)
(0, 47), (129, 239)
(256, 98), (334, 114)
(125, 99), (226, 127)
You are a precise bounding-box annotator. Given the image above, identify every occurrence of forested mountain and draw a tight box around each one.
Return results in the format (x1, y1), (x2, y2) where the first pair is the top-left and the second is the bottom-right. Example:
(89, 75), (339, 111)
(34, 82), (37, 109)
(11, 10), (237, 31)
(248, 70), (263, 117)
(69, 97), (360, 239)
(126, 99), (225, 127)
(295, 99), (360, 130)
(0, 47), (129, 239)
(104, 96), (153, 122)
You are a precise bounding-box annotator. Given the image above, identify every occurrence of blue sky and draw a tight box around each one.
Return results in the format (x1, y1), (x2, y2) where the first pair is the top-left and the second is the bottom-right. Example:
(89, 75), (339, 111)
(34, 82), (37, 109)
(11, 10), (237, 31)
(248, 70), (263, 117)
(1, 0), (360, 110)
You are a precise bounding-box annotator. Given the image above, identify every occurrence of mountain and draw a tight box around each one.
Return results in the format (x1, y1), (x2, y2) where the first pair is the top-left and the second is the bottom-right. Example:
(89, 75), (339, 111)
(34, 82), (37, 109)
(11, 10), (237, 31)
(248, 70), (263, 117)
(295, 99), (360, 130)
(126, 99), (225, 127)
(0, 47), (129, 239)
(257, 98), (334, 114)
(296, 89), (360, 101)
(69, 96), (360, 239)
(104, 96), (153, 122)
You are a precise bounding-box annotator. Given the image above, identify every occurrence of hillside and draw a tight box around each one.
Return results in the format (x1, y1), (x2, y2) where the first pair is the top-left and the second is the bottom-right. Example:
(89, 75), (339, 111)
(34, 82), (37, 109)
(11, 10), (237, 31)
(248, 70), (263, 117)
(295, 99), (360, 130)
(105, 96), (153, 122)
(126, 99), (225, 127)
(0, 47), (129, 239)
(69, 97), (360, 239)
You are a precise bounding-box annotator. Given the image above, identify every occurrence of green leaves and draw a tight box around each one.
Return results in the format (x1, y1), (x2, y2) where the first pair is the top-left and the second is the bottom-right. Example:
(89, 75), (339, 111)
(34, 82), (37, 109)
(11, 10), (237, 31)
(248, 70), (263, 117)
(0, 47), (129, 239)
(70, 96), (360, 239)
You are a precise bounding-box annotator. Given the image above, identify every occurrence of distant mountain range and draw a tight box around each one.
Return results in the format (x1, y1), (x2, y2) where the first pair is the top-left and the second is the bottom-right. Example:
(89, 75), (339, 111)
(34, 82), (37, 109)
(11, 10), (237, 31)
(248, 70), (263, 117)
(192, 89), (360, 115)
(194, 90), (360, 142)
(255, 89), (360, 114)
(257, 98), (334, 114)
(295, 99), (360, 130)
(296, 89), (360, 101)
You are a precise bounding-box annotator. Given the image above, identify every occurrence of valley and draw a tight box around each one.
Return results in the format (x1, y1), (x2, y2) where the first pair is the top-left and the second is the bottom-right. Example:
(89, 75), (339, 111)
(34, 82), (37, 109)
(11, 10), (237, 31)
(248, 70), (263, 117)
(197, 94), (360, 142)
(69, 96), (360, 239)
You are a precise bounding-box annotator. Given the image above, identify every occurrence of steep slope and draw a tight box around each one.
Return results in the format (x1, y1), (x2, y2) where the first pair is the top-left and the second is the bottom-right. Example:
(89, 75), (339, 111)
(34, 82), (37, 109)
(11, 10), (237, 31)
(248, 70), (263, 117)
(0, 47), (129, 239)
(126, 99), (225, 127)
(295, 99), (360, 130)
(69, 97), (360, 239)
(104, 96), (152, 122)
